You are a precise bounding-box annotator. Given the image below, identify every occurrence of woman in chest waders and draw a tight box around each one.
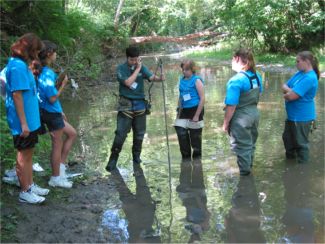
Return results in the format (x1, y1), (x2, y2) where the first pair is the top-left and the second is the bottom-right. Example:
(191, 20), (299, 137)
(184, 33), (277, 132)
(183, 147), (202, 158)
(223, 49), (263, 176)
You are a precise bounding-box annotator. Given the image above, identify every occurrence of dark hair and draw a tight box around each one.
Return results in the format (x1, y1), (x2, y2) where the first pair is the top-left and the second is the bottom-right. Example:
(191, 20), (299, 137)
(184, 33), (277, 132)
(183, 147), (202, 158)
(39, 40), (57, 66)
(233, 48), (256, 73)
(30, 60), (42, 76)
(180, 60), (197, 74)
(297, 51), (320, 80)
(10, 33), (43, 63)
(126, 46), (140, 58)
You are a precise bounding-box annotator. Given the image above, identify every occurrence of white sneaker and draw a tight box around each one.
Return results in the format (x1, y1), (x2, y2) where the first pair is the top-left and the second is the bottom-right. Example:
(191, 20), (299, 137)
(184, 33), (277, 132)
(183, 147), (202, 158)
(5, 168), (17, 177)
(60, 163), (67, 178)
(48, 176), (73, 188)
(32, 163), (45, 172)
(30, 183), (50, 196)
(2, 175), (20, 187)
(19, 190), (45, 204)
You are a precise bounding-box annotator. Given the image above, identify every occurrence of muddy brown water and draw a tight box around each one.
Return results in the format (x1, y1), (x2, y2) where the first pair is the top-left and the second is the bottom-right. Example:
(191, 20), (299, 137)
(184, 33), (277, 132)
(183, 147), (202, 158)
(3, 56), (324, 243)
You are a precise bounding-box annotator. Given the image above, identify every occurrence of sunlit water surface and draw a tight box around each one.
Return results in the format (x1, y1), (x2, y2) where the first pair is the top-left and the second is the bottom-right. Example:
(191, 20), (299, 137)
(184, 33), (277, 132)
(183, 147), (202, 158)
(62, 57), (324, 243)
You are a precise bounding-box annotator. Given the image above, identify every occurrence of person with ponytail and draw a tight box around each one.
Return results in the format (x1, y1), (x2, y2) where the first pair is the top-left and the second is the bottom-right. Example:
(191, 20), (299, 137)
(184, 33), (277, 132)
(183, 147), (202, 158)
(38, 40), (77, 188)
(223, 48), (263, 176)
(5, 33), (49, 204)
(282, 51), (319, 163)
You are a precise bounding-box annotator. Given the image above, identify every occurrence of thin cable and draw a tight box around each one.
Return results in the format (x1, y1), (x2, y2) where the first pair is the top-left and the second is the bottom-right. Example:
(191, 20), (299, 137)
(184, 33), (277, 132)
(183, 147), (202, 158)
(159, 59), (173, 242)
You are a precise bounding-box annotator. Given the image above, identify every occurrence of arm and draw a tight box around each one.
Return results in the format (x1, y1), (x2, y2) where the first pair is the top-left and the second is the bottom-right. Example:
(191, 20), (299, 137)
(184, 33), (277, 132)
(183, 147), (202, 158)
(282, 84), (300, 101)
(12, 91), (29, 137)
(192, 79), (205, 122)
(124, 65), (142, 87)
(49, 75), (68, 103)
(149, 73), (165, 82)
(223, 105), (236, 133)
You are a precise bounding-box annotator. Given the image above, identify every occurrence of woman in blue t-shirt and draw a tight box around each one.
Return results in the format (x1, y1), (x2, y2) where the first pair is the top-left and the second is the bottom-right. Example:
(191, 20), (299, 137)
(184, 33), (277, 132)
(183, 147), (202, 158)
(38, 41), (77, 188)
(223, 49), (263, 176)
(282, 51), (319, 163)
(174, 60), (205, 160)
(5, 33), (49, 204)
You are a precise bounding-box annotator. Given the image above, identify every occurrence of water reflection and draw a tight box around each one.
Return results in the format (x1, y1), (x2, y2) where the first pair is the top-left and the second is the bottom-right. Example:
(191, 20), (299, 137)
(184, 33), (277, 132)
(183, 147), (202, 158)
(280, 163), (315, 243)
(225, 175), (266, 243)
(102, 165), (161, 243)
(176, 159), (211, 242)
(61, 57), (324, 242)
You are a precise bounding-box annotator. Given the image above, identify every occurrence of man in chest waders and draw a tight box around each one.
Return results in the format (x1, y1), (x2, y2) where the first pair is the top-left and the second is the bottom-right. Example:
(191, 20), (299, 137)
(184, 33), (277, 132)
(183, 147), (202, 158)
(223, 49), (263, 176)
(106, 47), (164, 172)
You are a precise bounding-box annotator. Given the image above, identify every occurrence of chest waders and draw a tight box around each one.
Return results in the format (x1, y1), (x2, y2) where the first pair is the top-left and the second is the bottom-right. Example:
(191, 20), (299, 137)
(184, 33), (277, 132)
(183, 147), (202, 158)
(229, 72), (260, 175)
(106, 97), (146, 172)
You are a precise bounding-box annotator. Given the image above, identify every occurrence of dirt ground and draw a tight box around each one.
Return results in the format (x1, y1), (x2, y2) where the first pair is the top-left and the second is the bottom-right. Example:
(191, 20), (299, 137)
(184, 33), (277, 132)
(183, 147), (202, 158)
(1, 163), (120, 243)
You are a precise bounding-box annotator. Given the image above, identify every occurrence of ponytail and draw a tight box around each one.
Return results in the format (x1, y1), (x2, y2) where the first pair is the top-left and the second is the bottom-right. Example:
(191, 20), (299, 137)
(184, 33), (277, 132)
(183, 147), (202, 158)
(233, 48), (256, 73)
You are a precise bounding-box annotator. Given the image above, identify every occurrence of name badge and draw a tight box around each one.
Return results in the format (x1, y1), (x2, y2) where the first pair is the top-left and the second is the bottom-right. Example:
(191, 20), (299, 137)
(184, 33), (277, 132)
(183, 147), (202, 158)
(183, 93), (191, 101)
(130, 82), (138, 90)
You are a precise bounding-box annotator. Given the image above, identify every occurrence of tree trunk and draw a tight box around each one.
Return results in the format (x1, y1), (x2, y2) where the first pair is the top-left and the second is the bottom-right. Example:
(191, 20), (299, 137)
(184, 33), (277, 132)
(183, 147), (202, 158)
(114, 0), (125, 31)
(129, 30), (226, 44)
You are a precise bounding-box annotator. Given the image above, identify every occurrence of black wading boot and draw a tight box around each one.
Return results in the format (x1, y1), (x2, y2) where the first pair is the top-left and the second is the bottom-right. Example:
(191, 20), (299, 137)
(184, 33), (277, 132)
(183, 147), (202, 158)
(132, 139), (143, 164)
(189, 128), (202, 159)
(175, 126), (192, 160)
(105, 147), (121, 172)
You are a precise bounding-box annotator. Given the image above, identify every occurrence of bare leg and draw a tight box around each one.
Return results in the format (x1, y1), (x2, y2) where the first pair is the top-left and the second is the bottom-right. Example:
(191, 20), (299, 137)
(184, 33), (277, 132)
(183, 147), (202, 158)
(61, 120), (77, 163)
(16, 148), (34, 191)
(50, 129), (63, 176)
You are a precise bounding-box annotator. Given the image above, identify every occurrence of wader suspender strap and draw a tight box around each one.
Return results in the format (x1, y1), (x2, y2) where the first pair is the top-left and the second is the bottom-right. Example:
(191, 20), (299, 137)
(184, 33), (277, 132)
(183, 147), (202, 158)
(240, 71), (261, 89)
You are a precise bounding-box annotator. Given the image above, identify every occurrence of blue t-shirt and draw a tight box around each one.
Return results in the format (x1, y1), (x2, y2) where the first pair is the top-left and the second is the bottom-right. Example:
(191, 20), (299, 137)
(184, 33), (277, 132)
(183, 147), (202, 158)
(38, 66), (63, 113)
(117, 62), (153, 99)
(225, 70), (263, 105)
(5, 57), (40, 135)
(179, 75), (204, 108)
(285, 70), (318, 122)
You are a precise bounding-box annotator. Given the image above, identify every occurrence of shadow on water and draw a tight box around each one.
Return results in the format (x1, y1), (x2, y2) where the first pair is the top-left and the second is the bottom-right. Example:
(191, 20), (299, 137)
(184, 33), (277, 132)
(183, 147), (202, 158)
(280, 162), (315, 243)
(101, 164), (161, 243)
(58, 56), (324, 243)
(224, 175), (266, 243)
(176, 159), (210, 243)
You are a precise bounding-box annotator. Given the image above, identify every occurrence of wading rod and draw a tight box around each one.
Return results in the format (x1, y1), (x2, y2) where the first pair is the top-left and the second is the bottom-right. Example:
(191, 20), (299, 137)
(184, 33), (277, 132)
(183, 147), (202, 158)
(157, 58), (173, 242)
(158, 59), (171, 172)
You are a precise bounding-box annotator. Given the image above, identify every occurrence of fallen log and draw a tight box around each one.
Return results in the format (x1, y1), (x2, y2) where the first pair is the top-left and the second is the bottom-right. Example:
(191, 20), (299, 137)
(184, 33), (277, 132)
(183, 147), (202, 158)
(130, 30), (227, 44)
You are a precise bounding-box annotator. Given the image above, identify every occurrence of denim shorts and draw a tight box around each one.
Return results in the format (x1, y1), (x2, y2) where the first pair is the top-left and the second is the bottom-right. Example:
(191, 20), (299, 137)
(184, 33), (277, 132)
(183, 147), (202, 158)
(40, 109), (65, 132)
(13, 129), (39, 150)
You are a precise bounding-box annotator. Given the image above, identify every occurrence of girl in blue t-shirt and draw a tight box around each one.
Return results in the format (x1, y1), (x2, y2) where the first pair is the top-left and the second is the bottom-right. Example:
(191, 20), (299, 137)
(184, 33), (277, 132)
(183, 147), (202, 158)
(174, 60), (205, 160)
(282, 51), (319, 163)
(223, 48), (262, 176)
(38, 41), (77, 188)
(5, 33), (49, 204)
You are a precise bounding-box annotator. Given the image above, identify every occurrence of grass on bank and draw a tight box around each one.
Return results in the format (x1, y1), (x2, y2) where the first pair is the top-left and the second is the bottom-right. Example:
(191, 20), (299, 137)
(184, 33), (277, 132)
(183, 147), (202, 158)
(184, 48), (325, 70)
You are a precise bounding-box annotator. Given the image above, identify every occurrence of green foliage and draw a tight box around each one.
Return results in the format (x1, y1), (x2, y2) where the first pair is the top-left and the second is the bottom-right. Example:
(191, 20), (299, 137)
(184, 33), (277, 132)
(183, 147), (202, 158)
(1, 0), (323, 66)
(1, 0), (105, 67)
(216, 0), (324, 52)
(0, 100), (16, 168)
